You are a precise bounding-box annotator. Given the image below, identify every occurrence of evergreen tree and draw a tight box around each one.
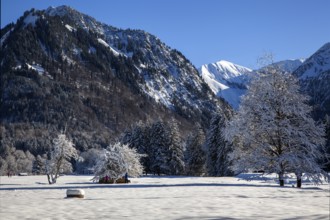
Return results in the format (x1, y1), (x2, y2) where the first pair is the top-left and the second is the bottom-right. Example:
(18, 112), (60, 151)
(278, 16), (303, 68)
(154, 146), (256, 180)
(167, 119), (185, 175)
(324, 115), (330, 171)
(185, 125), (206, 176)
(32, 155), (45, 175)
(206, 114), (232, 176)
(149, 121), (170, 175)
(206, 114), (221, 176)
(75, 149), (101, 174)
(122, 122), (152, 174)
(0, 157), (8, 176)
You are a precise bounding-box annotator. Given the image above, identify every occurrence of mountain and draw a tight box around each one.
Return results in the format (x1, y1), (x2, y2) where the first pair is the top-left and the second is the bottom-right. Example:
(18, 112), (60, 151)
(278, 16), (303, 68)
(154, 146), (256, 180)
(0, 6), (231, 156)
(199, 60), (253, 109)
(293, 42), (330, 119)
(199, 43), (330, 120)
(199, 59), (305, 109)
(261, 59), (305, 73)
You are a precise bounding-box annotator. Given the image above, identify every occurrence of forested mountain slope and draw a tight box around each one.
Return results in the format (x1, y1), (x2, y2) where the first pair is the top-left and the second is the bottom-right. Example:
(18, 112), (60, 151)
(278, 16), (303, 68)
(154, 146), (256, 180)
(0, 6), (231, 156)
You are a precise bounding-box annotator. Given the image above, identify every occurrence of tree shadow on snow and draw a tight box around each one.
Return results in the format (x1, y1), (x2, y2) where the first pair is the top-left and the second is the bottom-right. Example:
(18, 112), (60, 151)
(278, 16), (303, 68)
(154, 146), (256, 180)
(0, 181), (325, 191)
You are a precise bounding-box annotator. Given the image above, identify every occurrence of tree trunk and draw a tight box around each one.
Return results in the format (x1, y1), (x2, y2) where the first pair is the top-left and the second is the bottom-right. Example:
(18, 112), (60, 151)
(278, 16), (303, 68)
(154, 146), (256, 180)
(279, 172), (284, 186)
(296, 173), (302, 188)
(47, 174), (57, 184)
(297, 178), (302, 188)
(47, 174), (52, 184)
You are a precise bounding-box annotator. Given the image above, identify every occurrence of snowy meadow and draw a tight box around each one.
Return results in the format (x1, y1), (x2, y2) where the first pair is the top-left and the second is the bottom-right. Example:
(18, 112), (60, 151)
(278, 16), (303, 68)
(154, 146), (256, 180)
(0, 174), (329, 219)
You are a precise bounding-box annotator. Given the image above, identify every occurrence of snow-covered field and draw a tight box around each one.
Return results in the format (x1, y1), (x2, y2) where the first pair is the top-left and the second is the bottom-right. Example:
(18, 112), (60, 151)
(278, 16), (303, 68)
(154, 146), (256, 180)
(0, 174), (329, 219)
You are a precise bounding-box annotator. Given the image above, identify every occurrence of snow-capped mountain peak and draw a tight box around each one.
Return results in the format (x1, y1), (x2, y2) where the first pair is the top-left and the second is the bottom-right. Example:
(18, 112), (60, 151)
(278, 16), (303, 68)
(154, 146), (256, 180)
(199, 60), (253, 109)
(45, 5), (71, 16)
(294, 43), (330, 79)
(201, 60), (252, 81)
(261, 59), (305, 73)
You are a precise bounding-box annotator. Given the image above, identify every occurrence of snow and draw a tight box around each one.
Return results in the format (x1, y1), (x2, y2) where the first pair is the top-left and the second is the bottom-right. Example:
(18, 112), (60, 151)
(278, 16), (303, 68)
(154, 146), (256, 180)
(142, 75), (175, 108)
(97, 38), (123, 57)
(88, 46), (96, 54)
(24, 13), (39, 27)
(45, 6), (71, 17)
(199, 60), (253, 109)
(26, 63), (45, 75)
(0, 174), (328, 219)
(199, 58), (309, 109)
(221, 87), (246, 109)
(65, 24), (75, 32)
(209, 60), (252, 81)
(296, 43), (330, 79)
(270, 59), (305, 73)
(0, 28), (13, 47)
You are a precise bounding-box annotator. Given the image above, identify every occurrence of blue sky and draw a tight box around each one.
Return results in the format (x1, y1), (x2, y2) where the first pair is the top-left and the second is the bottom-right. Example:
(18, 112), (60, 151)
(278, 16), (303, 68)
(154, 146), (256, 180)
(1, 0), (330, 69)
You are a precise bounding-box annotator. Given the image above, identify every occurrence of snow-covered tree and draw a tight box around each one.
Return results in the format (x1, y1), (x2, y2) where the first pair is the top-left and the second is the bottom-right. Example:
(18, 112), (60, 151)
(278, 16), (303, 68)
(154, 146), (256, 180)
(75, 148), (101, 174)
(93, 142), (144, 182)
(206, 114), (232, 176)
(46, 134), (78, 184)
(185, 125), (206, 176)
(32, 155), (46, 175)
(122, 120), (185, 175)
(225, 66), (328, 187)
(324, 115), (330, 171)
(167, 119), (185, 175)
(121, 144), (145, 177)
(11, 150), (34, 174)
(0, 157), (8, 176)
(149, 121), (171, 175)
(5, 154), (17, 175)
(122, 122), (152, 174)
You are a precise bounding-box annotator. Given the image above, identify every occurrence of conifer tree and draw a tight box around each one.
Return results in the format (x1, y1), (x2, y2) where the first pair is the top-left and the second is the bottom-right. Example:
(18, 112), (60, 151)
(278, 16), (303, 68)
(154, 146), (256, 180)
(149, 121), (170, 175)
(167, 119), (185, 175)
(185, 125), (206, 176)
(206, 114), (221, 176)
(33, 155), (45, 175)
(206, 114), (232, 176)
